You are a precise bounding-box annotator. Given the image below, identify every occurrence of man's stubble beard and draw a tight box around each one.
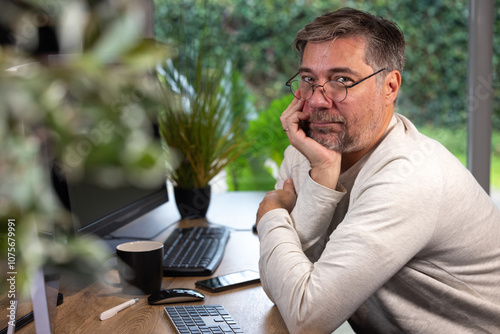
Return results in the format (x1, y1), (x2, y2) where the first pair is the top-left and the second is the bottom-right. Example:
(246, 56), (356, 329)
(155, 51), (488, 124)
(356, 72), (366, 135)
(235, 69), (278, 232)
(302, 109), (383, 153)
(301, 113), (356, 153)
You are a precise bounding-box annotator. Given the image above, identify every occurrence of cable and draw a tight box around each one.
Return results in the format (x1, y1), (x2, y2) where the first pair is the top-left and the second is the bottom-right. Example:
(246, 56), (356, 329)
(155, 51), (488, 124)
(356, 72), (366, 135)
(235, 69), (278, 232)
(205, 221), (253, 232)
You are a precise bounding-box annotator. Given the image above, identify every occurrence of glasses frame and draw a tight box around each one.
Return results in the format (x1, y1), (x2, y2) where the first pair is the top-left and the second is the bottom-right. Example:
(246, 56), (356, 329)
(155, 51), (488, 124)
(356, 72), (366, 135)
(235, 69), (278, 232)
(285, 68), (387, 102)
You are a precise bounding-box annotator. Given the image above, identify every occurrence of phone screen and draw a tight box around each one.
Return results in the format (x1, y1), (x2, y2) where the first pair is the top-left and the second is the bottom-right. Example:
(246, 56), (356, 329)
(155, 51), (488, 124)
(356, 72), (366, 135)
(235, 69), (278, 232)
(195, 270), (260, 292)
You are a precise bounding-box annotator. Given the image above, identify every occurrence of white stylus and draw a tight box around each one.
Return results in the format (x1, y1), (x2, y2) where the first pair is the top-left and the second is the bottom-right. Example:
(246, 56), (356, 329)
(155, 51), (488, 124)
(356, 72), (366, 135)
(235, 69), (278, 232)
(99, 298), (139, 321)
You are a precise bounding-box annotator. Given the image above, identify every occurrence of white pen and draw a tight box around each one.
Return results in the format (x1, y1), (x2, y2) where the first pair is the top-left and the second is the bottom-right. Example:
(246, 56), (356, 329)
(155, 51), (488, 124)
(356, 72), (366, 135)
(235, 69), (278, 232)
(99, 298), (139, 321)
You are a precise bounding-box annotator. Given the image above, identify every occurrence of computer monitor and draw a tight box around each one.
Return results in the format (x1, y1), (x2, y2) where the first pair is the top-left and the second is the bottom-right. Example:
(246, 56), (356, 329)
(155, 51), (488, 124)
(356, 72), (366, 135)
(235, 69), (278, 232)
(51, 159), (169, 239)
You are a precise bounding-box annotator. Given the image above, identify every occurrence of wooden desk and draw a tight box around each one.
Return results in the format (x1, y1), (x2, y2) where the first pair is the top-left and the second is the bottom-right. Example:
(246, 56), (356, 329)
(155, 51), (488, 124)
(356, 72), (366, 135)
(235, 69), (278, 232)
(13, 191), (290, 334)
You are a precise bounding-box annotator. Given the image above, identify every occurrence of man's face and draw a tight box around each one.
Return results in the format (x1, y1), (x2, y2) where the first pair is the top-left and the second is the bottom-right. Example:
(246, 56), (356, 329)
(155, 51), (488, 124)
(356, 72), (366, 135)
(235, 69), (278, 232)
(300, 37), (390, 153)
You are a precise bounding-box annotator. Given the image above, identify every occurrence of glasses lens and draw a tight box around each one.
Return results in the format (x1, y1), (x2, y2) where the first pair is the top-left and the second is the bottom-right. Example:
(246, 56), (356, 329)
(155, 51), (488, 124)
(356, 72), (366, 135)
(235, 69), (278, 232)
(324, 81), (348, 102)
(290, 80), (348, 102)
(290, 80), (312, 101)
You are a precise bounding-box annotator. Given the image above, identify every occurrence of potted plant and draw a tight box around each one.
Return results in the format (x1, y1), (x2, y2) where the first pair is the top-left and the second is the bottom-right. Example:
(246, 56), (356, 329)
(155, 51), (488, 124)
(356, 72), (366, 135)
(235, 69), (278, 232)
(156, 30), (251, 219)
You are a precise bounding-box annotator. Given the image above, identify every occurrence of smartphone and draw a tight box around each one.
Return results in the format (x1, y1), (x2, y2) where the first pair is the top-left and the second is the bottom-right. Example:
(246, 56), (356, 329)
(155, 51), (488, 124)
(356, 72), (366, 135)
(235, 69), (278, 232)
(299, 119), (311, 137)
(195, 270), (260, 293)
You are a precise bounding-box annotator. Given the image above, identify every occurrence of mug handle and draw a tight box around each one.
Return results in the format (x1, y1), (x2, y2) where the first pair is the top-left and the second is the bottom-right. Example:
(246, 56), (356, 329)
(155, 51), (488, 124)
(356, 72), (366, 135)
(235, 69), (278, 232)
(101, 253), (121, 288)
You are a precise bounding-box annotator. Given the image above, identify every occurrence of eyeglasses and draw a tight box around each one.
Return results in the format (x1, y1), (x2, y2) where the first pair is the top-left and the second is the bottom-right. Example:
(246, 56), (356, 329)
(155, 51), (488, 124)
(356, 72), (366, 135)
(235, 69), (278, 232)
(285, 68), (386, 102)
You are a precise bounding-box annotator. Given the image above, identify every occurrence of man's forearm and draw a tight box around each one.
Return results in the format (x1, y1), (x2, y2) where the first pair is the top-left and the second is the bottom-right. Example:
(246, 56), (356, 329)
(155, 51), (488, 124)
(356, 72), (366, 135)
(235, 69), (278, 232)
(289, 174), (345, 254)
(310, 165), (341, 190)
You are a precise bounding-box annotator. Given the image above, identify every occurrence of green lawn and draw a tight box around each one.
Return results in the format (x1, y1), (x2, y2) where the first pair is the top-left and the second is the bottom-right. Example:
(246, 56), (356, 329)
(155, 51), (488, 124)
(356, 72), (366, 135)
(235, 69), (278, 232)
(418, 125), (500, 189)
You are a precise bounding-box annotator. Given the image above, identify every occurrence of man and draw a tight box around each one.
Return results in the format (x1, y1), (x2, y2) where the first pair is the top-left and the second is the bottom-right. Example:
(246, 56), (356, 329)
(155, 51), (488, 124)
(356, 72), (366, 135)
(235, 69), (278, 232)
(256, 7), (500, 334)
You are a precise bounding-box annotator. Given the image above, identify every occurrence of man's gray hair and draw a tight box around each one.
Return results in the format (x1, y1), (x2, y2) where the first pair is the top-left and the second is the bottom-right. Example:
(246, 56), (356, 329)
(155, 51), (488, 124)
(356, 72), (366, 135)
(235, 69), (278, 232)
(293, 7), (406, 74)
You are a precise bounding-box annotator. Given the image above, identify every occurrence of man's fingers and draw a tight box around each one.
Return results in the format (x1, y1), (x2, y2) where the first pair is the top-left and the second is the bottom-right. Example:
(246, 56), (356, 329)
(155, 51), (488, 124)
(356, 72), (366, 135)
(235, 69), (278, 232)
(280, 99), (304, 130)
(283, 178), (296, 194)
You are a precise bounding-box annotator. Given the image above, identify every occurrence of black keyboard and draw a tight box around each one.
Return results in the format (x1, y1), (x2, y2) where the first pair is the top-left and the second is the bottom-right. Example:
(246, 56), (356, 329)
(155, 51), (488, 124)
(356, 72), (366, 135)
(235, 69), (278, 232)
(164, 305), (244, 334)
(163, 227), (230, 276)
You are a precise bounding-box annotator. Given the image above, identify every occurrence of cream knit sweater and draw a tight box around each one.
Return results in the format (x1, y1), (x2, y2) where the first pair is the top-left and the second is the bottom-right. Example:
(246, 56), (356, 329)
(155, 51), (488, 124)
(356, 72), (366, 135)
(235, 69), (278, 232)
(258, 114), (500, 333)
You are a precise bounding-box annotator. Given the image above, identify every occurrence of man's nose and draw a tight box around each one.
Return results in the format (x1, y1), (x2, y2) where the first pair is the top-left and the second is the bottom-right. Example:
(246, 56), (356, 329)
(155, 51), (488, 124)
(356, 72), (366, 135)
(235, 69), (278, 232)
(308, 85), (332, 108)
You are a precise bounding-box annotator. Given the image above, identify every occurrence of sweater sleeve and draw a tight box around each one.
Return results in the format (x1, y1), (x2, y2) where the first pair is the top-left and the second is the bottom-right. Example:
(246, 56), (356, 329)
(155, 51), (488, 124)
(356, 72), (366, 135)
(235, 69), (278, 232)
(291, 174), (345, 258)
(274, 146), (346, 257)
(257, 156), (440, 334)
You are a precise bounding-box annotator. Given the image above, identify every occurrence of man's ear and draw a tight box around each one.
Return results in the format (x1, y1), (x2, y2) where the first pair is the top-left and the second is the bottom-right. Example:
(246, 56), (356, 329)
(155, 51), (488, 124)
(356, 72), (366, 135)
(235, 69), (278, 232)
(384, 70), (402, 105)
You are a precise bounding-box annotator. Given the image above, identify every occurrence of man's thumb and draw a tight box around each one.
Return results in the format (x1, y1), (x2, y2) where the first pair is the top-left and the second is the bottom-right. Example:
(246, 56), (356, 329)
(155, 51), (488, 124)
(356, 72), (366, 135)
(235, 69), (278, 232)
(283, 178), (295, 193)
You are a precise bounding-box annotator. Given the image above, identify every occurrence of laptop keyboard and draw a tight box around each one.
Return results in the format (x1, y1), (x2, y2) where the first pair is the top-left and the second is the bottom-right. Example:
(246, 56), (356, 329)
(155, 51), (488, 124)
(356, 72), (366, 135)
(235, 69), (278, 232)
(164, 305), (244, 334)
(163, 227), (230, 276)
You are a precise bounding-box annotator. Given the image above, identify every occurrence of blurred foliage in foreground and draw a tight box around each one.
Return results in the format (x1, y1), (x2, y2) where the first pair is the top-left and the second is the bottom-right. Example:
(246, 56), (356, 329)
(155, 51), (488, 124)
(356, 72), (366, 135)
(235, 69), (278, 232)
(0, 0), (169, 295)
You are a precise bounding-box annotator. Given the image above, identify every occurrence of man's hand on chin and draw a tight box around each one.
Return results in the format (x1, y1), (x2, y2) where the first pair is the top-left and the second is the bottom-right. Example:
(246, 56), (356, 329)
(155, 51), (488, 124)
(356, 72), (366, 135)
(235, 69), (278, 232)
(256, 179), (297, 225)
(280, 98), (342, 190)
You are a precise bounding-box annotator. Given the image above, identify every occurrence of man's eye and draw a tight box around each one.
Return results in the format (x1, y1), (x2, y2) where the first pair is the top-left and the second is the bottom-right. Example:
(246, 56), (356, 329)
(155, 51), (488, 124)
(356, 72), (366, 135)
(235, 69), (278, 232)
(302, 76), (314, 83)
(336, 76), (353, 83)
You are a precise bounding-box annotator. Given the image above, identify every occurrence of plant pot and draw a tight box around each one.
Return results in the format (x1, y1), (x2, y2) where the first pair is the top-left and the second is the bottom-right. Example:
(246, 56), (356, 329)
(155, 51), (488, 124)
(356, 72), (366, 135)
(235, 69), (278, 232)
(173, 186), (211, 219)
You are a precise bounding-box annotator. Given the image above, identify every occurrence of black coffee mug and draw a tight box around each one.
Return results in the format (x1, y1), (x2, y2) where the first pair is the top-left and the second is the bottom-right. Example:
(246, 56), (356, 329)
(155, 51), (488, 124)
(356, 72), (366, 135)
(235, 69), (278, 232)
(115, 241), (164, 294)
